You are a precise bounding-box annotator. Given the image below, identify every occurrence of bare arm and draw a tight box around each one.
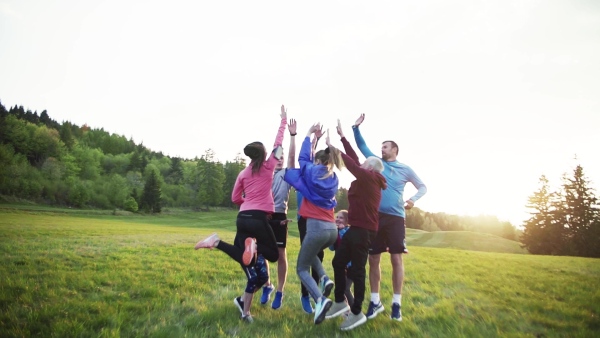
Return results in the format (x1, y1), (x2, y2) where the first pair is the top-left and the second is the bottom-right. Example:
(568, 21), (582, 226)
(287, 118), (297, 169)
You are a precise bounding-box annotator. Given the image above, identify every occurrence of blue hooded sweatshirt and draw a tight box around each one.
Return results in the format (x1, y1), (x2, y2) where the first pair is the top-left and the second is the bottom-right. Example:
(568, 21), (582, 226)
(284, 136), (338, 210)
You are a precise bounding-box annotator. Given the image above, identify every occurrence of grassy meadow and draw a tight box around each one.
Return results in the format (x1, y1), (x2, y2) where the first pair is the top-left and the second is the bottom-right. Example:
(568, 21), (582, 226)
(0, 205), (599, 337)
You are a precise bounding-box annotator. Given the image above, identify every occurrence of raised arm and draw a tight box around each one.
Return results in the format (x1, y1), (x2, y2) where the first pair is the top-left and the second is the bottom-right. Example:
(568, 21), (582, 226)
(268, 105), (288, 167)
(327, 128), (368, 180)
(299, 123), (321, 164)
(336, 119), (360, 165)
(273, 105), (288, 149)
(312, 123), (323, 154)
(287, 118), (297, 169)
(352, 114), (376, 158)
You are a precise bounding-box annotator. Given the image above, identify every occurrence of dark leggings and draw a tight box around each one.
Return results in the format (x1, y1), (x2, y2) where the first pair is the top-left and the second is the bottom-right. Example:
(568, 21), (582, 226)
(298, 216), (324, 297)
(332, 226), (375, 315)
(216, 210), (280, 265)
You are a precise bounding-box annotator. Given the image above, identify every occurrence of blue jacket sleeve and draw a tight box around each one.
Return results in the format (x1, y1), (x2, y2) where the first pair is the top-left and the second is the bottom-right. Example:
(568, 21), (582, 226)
(352, 126), (376, 158)
(298, 136), (313, 165)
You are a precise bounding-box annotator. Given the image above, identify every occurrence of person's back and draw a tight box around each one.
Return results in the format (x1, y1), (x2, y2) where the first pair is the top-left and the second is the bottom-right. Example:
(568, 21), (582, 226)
(346, 159), (387, 231)
(233, 160), (277, 213)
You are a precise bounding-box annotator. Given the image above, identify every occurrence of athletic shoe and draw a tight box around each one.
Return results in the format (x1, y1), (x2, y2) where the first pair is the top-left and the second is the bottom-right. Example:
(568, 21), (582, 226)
(366, 301), (384, 319)
(260, 284), (274, 305)
(341, 312), (367, 331)
(314, 298), (332, 325)
(242, 237), (257, 265)
(301, 295), (313, 314)
(241, 314), (254, 323)
(272, 291), (284, 309)
(234, 297), (244, 316)
(319, 276), (334, 298)
(391, 302), (402, 321)
(194, 233), (219, 250)
(325, 301), (350, 319)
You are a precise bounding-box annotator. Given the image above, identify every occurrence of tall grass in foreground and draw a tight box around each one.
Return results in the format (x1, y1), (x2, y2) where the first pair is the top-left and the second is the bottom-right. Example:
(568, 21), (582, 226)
(0, 208), (598, 337)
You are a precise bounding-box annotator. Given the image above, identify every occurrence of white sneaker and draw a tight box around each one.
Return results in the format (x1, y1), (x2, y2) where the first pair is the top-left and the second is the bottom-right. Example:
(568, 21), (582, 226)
(341, 312), (367, 330)
(325, 301), (350, 319)
(194, 233), (220, 250)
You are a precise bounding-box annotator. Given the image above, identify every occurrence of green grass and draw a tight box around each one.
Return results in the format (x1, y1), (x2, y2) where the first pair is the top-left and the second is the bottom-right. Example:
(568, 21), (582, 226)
(407, 229), (528, 254)
(1, 206), (598, 337)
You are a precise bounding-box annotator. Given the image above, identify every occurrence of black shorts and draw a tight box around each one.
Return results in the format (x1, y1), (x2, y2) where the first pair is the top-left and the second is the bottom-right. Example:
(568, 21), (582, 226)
(269, 213), (288, 248)
(369, 213), (406, 255)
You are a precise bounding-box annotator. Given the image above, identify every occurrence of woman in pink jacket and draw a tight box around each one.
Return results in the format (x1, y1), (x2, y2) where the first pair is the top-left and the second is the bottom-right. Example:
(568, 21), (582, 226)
(194, 105), (287, 323)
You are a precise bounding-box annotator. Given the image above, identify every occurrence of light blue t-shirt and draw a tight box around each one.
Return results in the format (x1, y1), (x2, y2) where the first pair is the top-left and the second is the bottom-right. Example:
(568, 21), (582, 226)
(353, 126), (427, 218)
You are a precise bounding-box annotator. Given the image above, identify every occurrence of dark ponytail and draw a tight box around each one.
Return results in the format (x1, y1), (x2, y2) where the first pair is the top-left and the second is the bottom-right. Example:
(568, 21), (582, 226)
(244, 142), (266, 175)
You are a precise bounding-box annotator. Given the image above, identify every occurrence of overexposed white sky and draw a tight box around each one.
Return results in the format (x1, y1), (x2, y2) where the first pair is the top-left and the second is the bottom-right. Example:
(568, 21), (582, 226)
(1, 0), (599, 225)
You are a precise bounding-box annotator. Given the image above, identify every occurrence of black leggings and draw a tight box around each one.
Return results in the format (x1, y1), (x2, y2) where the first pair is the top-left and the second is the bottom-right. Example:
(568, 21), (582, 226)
(216, 210), (279, 265)
(332, 226), (375, 315)
(298, 216), (324, 297)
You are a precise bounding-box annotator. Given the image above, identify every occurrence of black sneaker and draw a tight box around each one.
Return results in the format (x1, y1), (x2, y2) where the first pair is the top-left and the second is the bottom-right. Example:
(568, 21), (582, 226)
(234, 297), (244, 316)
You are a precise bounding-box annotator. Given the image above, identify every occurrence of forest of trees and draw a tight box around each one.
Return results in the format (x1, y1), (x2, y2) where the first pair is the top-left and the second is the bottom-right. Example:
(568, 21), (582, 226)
(521, 167), (600, 258)
(0, 99), (544, 246)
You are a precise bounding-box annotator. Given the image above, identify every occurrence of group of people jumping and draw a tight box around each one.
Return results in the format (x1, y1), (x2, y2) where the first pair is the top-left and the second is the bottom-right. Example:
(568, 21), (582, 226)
(194, 105), (427, 331)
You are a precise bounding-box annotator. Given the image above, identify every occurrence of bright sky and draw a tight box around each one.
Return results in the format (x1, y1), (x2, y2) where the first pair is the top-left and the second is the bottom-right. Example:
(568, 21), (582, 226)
(1, 0), (599, 226)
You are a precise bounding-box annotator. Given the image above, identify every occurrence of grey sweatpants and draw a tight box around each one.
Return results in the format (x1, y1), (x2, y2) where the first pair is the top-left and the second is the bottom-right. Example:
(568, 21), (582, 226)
(296, 218), (337, 302)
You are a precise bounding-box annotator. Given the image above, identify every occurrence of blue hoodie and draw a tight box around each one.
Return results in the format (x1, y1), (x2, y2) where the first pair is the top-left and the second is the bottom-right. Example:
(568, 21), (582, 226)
(284, 136), (338, 210)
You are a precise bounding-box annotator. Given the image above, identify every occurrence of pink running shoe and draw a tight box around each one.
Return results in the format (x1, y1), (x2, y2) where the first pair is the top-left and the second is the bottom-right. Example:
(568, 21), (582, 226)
(194, 233), (219, 250)
(242, 237), (257, 265)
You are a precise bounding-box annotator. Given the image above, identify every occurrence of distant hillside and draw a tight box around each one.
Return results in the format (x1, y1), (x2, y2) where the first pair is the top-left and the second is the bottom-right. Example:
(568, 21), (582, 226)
(406, 229), (528, 255)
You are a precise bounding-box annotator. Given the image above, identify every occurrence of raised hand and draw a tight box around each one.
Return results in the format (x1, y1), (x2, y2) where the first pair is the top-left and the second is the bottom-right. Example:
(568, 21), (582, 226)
(336, 119), (345, 138)
(314, 123), (324, 139)
(354, 113), (365, 127)
(288, 118), (297, 135)
(281, 105), (287, 120)
(308, 123), (322, 135)
(325, 129), (331, 147)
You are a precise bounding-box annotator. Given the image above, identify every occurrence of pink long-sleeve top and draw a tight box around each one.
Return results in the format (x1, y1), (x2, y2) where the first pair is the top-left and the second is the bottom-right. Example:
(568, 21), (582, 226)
(231, 116), (287, 212)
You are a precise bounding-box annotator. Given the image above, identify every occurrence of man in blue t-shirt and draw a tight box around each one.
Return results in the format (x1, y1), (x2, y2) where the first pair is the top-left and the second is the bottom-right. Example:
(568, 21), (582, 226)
(352, 114), (427, 323)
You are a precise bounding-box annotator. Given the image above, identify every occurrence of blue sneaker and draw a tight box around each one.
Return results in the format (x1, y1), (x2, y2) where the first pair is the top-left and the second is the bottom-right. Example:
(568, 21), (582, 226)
(260, 284), (274, 305)
(301, 295), (313, 314)
(391, 302), (402, 321)
(314, 298), (332, 325)
(272, 291), (284, 309)
(319, 276), (334, 297)
(366, 301), (384, 319)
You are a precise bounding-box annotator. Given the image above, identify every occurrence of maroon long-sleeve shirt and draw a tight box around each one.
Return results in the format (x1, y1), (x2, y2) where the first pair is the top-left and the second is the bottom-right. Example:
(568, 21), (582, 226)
(340, 137), (387, 231)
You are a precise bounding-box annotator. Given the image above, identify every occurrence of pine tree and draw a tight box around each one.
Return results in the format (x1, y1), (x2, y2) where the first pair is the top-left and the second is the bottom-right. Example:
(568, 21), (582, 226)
(60, 122), (75, 150)
(559, 165), (600, 257)
(167, 157), (184, 185)
(222, 154), (246, 207)
(521, 175), (564, 255)
(194, 149), (225, 210)
(141, 170), (162, 213)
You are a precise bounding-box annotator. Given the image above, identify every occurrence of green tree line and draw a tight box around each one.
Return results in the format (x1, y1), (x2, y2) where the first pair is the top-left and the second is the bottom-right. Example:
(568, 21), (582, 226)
(0, 101), (248, 212)
(1, 100), (525, 241)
